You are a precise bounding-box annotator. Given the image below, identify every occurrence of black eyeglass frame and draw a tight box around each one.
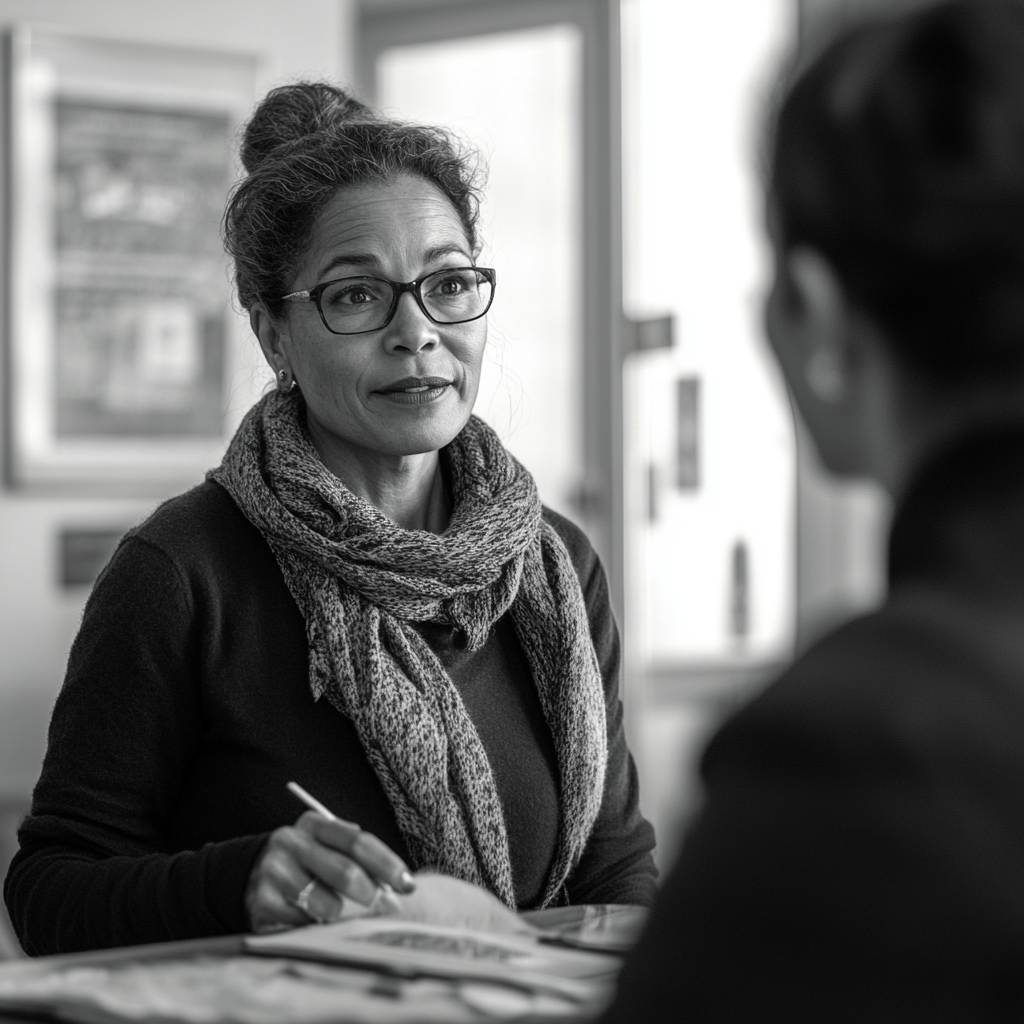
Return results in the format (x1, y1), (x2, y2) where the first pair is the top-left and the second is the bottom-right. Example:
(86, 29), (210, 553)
(279, 266), (497, 336)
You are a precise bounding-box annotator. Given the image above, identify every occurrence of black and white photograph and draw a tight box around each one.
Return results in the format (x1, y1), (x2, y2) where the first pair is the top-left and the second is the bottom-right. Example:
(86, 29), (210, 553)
(0, 0), (1022, 1021)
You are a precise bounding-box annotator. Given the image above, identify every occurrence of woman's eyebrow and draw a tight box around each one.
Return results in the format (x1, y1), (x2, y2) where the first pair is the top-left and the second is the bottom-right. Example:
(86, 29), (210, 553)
(319, 243), (472, 281)
(423, 243), (471, 263)
(319, 252), (379, 278)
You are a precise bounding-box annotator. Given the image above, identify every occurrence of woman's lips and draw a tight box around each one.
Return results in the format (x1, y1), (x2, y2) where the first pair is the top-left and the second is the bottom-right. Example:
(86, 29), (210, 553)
(377, 376), (453, 393)
(375, 376), (454, 404)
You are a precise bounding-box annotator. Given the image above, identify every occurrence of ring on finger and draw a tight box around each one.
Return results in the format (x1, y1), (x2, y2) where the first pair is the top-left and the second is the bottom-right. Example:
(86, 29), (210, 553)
(293, 879), (317, 918)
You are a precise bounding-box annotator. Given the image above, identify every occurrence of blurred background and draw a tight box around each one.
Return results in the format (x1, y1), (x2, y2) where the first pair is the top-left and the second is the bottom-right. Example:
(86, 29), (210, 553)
(0, 0), (905, 955)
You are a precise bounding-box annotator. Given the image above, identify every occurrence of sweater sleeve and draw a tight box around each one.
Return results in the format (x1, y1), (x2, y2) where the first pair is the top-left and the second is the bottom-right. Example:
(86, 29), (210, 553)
(548, 514), (658, 907)
(3, 535), (267, 956)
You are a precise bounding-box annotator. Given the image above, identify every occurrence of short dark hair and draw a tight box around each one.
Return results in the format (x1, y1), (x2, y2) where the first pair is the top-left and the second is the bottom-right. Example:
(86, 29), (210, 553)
(224, 82), (483, 318)
(770, 0), (1024, 385)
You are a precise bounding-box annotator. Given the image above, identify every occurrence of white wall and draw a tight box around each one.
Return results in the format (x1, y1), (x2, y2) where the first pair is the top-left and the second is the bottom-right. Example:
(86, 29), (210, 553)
(0, 0), (354, 800)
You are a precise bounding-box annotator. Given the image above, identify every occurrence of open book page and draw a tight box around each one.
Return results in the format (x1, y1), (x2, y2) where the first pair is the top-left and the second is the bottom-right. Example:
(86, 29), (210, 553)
(353, 872), (540, 937)
(244, 873), (624, 1003)
(245, 918), (619, 1003)
(328, 871), (648, 950)
(245, 873), (641, 1000)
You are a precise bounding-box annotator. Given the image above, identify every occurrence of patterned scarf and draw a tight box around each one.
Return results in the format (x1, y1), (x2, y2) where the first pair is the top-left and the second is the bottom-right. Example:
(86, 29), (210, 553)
(210, 390), (608, 908)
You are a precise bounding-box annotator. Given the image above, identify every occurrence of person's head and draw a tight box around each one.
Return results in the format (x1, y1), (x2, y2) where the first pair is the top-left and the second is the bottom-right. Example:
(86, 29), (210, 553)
(224, 82), (491, 465)
(765, 0), (1024, 491)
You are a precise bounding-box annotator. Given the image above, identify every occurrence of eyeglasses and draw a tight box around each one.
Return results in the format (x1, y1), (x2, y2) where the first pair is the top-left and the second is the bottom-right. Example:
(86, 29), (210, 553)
(280, 266), (497, 336)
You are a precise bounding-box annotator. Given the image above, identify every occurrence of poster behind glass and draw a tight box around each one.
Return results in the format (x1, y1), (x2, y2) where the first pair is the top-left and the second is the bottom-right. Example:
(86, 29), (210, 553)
(5, 26), (258, 490)
(55, 101), (229, 440)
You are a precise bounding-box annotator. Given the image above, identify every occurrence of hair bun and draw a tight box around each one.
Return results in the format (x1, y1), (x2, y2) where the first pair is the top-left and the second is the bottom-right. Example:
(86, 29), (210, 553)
(241, 82), (372, 173)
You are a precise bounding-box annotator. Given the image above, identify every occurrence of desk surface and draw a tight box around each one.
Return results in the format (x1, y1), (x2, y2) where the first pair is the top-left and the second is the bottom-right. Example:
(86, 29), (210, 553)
(0, 907), (635, 1024)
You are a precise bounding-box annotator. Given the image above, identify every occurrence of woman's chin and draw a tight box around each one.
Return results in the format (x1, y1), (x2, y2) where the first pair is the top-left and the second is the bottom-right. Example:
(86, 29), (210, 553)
(369, 410), (472, 457)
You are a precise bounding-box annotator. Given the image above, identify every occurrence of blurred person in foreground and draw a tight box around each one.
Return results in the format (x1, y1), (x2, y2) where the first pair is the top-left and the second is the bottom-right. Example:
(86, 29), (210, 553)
(603, 0), (1024, 1019)
(4, 83), (655, 956)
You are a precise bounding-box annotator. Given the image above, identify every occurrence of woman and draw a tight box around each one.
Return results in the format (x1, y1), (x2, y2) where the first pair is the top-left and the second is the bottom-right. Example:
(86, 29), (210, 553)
(602, 0), (1024, 1019)
(4, 84), (656, 955)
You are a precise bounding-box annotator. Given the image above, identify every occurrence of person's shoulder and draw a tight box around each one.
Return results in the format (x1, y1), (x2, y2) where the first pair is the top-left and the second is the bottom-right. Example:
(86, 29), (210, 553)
(126, 479), (262, 572)
(135, 479), (245, 543)
(542, 505), (600, 583)
(705, 599), (1022, 782)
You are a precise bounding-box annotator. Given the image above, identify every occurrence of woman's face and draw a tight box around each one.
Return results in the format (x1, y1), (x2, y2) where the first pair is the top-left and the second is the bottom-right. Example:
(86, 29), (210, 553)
(268, 173), (487, 462)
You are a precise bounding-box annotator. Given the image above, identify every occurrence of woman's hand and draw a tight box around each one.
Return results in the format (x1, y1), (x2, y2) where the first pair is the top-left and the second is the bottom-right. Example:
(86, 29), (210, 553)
(245, 811), (415, 933)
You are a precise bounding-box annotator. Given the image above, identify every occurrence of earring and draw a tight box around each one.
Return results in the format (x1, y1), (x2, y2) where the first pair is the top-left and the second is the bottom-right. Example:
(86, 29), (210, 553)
(277, 368), (297, 392)
(805, 349), (844, 402)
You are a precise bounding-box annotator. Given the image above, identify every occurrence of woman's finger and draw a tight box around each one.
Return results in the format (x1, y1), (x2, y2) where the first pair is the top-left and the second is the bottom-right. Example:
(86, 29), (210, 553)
(260, 841), (312, 899)
(246, 819), (407, 933)
(291, 878), (344, 925)
(306, 814), (415, 894)
(248, 847), (347, 930)
(247, 862), (309, 932)
(290, 832), (380, 906)
(259, 881), (306, 926)
(260, 824), (382, 912)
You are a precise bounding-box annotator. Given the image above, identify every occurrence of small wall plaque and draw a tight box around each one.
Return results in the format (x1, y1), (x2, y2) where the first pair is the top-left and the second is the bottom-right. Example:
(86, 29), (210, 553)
(59, 528), (127, 587)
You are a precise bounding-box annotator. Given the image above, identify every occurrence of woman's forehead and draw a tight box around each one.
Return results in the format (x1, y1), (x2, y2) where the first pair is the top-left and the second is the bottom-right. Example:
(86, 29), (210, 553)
(305, 174), (471, 276)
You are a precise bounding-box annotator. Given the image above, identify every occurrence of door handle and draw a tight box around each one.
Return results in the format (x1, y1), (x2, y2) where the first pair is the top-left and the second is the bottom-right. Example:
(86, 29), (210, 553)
(623, 313), (674, 354)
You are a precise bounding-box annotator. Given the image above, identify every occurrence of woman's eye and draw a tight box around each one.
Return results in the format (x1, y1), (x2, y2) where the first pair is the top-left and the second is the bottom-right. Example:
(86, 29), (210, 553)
(339, 287), (373, 305)
(324, 282), (386, 308)
(427, 272), (473, 299)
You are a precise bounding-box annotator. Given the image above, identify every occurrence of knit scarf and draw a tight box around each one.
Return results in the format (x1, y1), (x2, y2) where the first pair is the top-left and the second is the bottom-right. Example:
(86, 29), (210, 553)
(210, 390), (608, 909)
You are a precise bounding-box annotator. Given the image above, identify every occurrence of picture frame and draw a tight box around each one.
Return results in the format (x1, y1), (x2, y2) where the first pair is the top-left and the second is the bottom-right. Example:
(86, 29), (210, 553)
(3, 24), (259, 491)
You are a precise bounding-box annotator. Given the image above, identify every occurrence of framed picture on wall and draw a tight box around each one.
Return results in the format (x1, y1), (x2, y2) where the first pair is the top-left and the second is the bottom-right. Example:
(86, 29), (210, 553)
(3, 25), (259, 491)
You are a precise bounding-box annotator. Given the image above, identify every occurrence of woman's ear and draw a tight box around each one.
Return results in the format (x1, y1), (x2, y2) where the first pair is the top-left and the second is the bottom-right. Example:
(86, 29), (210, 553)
(250, 304), (295, 388)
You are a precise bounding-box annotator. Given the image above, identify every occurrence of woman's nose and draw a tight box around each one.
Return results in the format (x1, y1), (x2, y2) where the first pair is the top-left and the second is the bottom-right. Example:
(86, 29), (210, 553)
(382, 292), (440, 353)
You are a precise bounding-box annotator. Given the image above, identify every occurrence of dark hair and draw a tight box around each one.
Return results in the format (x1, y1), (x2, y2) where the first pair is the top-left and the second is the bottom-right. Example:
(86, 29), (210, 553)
(770, 0), (1024, 385)
(224, 82), (483, 317)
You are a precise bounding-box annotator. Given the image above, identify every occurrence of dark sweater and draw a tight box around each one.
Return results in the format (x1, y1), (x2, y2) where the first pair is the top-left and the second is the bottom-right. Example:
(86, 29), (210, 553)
(5, 481), (656, 956)
(602, 422), (1024, 1022)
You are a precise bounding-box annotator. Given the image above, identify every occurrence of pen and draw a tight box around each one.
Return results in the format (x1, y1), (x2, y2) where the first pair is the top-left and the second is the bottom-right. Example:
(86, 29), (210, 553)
(287, 780), (341, 823)
(286, 780), (404, 910)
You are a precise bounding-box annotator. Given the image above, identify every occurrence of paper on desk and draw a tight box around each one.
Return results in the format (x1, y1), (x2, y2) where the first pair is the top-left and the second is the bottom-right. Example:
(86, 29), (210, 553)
(245, 918), (619, 1005)
(242, 872), (621, 1009)
(523, 904), (650, 953)
(0, 877), (624, 1024)
(376, 872), (539, 936)
(0, 954), (582, 1023)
